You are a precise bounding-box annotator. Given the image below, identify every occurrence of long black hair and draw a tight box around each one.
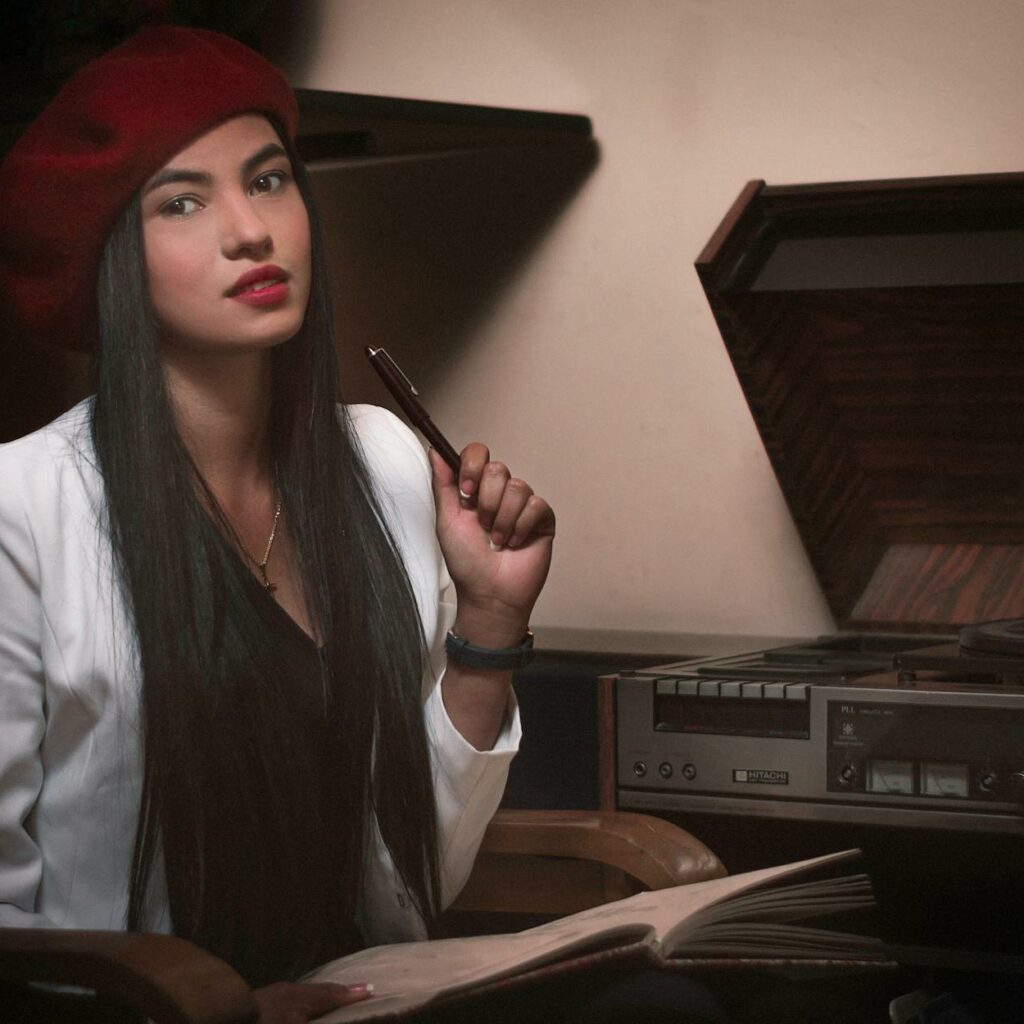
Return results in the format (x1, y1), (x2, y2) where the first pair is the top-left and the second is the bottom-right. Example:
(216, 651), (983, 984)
(92, 119), (442, 986)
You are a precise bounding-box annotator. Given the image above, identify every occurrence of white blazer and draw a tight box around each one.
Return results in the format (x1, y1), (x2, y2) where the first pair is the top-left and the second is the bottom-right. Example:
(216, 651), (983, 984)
(0, 400), (519, 945)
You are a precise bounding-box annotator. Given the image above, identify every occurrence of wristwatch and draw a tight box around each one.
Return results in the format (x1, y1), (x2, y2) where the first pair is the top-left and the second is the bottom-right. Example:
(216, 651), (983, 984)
(445, 628), (535, 670)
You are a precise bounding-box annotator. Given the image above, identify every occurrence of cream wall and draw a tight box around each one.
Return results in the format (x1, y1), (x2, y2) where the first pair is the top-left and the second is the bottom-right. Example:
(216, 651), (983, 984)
(272, 0), (1024, 637)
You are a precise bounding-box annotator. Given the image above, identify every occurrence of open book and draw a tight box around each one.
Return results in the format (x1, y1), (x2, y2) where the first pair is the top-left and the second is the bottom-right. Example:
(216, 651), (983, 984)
(308, 849), (885, 1021)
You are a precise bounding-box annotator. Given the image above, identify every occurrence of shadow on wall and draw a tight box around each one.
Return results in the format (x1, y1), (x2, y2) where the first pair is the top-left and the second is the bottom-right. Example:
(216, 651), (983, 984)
(0, 138), (597, 442)
(310, 138), (599, 409)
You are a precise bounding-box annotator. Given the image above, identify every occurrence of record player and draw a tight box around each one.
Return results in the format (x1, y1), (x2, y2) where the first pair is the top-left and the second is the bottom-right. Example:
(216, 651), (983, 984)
(616, 173), (1024, 835)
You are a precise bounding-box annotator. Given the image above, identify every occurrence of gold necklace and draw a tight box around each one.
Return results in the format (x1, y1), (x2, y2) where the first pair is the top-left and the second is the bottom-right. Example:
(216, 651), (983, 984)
(239, 497), (283, 593)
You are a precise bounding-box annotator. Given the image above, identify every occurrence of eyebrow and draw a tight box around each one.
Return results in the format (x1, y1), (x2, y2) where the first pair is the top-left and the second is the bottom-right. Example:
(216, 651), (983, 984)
(144, 142), (289, 194)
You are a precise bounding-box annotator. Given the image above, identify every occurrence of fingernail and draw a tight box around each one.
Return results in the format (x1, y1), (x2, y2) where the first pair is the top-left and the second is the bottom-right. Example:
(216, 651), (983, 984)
(489, 539), (504, 552)
(347, 982), (374, 996)
(459, 488), (471, 500)
(460, 480), (474, 497)
(506, 535), (521, 548)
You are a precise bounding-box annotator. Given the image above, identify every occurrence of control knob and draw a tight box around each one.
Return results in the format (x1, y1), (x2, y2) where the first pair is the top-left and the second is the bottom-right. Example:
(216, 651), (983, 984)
(978, 771), (998, 794)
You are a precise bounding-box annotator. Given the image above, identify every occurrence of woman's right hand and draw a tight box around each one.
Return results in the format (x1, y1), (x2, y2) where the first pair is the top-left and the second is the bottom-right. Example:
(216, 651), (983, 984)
(253, 980), (373, 1023)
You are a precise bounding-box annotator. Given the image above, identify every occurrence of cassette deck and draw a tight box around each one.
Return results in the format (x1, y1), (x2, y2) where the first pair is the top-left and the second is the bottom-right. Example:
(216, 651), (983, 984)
(616, 625), (1024, 833)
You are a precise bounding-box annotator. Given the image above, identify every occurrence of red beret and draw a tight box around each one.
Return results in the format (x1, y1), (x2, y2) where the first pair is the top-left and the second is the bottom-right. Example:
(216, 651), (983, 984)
(0, 26), (300, 352)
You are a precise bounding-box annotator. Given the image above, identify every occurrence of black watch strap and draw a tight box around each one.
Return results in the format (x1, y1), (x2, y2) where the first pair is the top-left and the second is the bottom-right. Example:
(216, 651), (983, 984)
(445, 629), (535, 670)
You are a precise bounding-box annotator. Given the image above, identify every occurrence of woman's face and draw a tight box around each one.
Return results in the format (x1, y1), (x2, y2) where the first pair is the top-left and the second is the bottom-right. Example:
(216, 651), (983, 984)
(141, 114), (311, 355)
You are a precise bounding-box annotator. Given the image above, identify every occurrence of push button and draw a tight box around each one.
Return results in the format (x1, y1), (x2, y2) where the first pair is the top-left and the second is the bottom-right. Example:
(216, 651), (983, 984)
(658, 762), (673, 779)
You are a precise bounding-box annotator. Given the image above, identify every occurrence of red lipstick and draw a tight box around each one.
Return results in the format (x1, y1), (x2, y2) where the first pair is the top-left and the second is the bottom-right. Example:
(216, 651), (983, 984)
(227, 265), (289, 306)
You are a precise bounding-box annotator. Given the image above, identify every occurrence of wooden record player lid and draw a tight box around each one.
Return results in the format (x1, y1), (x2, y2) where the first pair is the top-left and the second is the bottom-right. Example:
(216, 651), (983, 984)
(696, 173), (1024, 632)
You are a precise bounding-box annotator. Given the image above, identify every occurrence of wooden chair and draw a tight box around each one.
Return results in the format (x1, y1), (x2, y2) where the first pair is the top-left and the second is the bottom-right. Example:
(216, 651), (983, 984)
(0, 809), (725, 1024)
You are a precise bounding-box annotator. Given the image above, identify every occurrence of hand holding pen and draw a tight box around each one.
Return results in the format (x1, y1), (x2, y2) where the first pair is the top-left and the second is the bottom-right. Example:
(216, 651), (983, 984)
(365, 344), (554, 566)
(367, 345), (555, 749)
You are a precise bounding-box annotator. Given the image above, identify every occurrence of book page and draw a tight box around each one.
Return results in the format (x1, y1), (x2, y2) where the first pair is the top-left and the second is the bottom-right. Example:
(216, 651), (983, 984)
(309, 848), (863, 1021)
(678, 874), (874, 927)
(611, 849), (863, 952)
(309, 923), (653, 1021)
(659, 856), (879, 957)
(668, 921), (884, 959)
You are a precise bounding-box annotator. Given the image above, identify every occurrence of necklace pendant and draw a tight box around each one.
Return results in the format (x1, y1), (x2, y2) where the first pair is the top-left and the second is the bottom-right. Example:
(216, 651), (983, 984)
(239, 495), (282, 596)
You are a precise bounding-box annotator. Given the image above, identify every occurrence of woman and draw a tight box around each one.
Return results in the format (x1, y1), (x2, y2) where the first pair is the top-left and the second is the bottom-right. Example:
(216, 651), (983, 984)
(0, 25), (554, 1021)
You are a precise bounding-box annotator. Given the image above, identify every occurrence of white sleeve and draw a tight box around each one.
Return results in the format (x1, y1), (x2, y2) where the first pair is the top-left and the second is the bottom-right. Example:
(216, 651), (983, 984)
(351, 405), (522, 945)
(0, 462), (53, 929)
(426, 662), (521, 903)
(424, 575), (521, 908)
(359, 605), (521, 947)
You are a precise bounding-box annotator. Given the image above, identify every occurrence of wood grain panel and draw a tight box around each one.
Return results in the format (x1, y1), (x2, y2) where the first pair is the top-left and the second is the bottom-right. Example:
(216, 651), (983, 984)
(696, 174), (1024, 629)
(851, 544), (1024, 629)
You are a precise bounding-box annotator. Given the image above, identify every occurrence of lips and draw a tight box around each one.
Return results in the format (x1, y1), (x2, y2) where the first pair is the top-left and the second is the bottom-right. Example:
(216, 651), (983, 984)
(227, 265), (290, 306)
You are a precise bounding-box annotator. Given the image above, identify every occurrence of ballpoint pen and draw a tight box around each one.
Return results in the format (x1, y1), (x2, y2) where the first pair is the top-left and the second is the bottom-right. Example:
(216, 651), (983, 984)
(365, 347), (462, 474)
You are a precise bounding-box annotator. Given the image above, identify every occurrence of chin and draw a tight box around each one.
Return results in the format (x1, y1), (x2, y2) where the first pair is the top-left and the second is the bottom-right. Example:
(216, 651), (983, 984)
(241, 309), (307, 349)
(244, 324), (303, 349)
(217, 316), (304, 350)
(158, 303), (308, 356)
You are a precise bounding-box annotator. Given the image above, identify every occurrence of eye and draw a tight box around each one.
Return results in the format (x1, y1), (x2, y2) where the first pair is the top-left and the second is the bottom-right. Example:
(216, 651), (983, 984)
(251, 171), (288, 196)
(159, 195), (203, 218)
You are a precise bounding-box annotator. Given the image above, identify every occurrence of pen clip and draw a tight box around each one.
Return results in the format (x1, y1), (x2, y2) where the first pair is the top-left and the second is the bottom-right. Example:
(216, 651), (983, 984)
(372, 347), (420, 397)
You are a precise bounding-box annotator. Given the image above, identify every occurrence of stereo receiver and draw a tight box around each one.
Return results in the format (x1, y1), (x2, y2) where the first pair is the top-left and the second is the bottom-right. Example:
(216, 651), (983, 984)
(616, 627), (1024, 833)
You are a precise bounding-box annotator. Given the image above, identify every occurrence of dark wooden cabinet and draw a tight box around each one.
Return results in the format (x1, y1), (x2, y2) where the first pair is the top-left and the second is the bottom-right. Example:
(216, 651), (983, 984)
(697, 174), (1024, 631)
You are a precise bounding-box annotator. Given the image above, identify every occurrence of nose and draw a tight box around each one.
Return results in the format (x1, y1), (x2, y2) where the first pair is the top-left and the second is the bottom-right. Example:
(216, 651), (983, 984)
(219, 192), (272, 259)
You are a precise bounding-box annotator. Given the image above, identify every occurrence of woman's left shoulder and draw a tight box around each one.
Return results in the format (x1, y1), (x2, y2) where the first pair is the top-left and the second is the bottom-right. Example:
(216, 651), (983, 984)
(344, 405), (438, 550)
(345, 404), (429, 483)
